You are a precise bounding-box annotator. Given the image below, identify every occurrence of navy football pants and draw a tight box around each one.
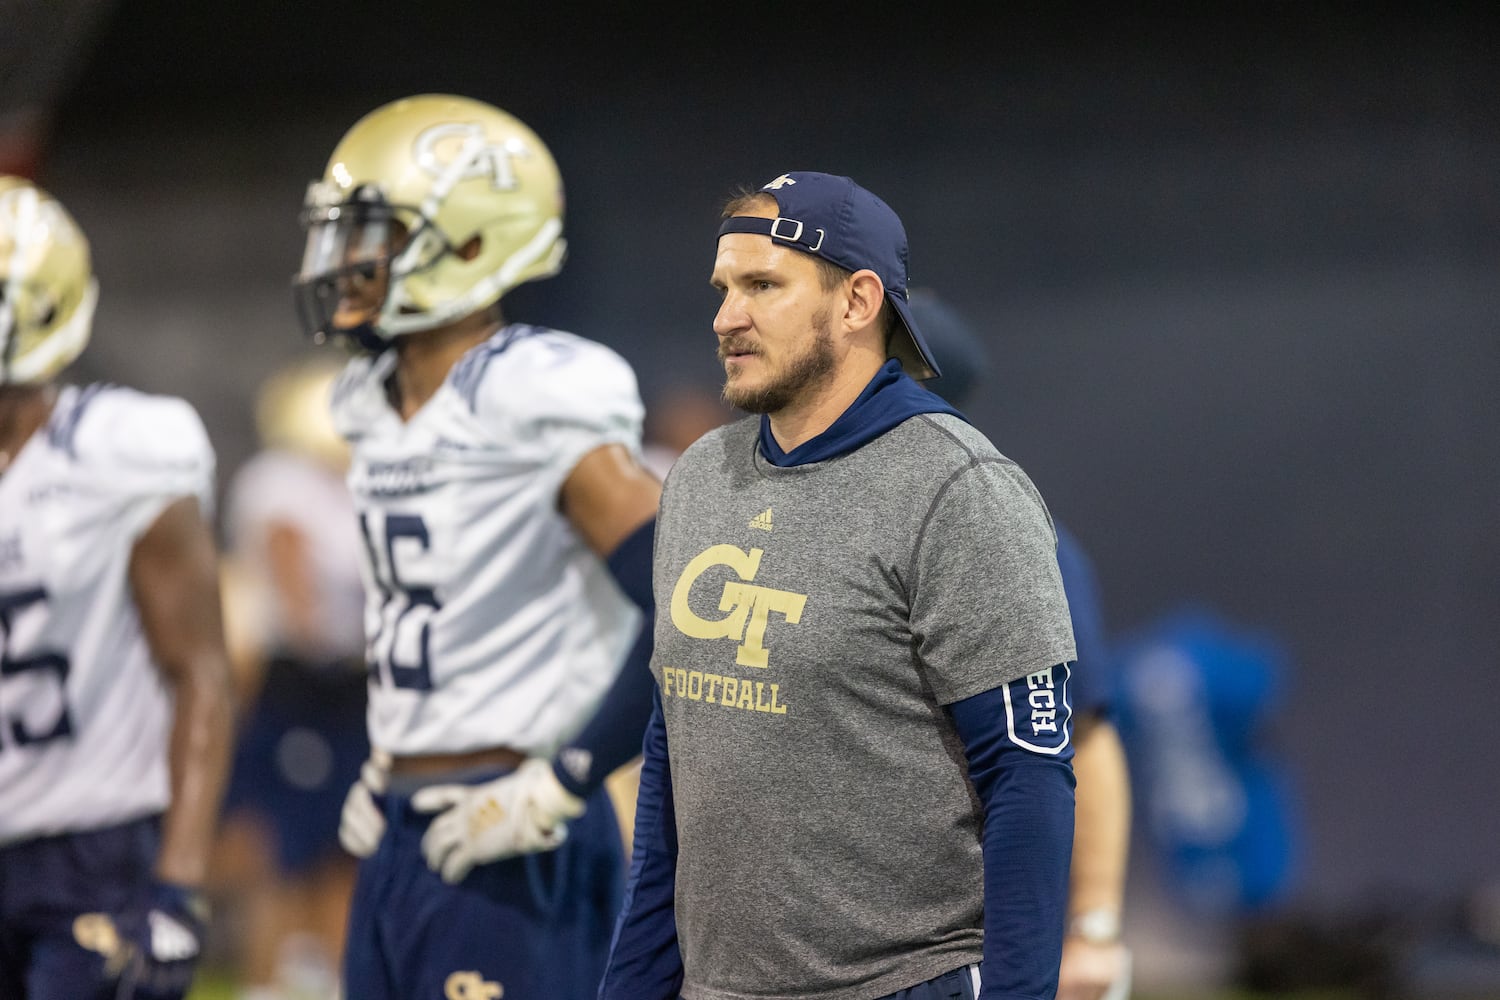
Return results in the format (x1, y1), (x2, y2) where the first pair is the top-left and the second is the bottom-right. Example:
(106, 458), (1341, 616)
(0, 818), (158, 1000)
(343, 777), (624, 1000)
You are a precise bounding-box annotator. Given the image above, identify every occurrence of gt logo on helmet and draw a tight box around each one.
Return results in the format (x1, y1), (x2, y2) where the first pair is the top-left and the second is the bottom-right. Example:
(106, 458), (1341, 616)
(414, 123), (532, 192)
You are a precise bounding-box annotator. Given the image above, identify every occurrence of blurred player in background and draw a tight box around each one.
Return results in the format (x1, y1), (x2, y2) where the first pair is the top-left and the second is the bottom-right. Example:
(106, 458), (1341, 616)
(293, 95), (660, 999)
(639, 384), (734, 482)
(911, 289), (1134, 1000)
(0, 176), (235, 999)
(215, 355), (367, 1000)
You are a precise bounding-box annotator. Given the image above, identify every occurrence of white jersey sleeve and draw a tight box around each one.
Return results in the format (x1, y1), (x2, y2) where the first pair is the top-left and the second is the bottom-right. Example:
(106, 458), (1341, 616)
(463, 328), (645, 495)
(0, 384), (216, 842)
(72, 385), (216, 531)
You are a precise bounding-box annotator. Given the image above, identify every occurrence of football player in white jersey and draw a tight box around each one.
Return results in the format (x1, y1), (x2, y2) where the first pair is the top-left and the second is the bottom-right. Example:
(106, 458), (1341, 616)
(0, 176), (235, 1000)
(293, 95), (661, 1000)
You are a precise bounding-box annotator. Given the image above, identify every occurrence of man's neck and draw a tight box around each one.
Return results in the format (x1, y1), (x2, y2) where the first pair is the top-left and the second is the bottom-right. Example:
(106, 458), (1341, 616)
(0, 383), (58, 474)
(391, 313), (502, 420)
(766, 355), (883, 453)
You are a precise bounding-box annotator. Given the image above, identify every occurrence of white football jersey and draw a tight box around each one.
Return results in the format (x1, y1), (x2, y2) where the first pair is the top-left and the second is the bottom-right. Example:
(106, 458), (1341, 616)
(331, 325), (644, 757)
(0, 383), (215, 843)
(226, 448), (365, 663)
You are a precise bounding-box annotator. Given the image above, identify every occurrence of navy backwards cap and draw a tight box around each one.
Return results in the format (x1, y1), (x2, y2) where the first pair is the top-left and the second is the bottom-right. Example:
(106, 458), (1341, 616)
(717, 171), (940, 380)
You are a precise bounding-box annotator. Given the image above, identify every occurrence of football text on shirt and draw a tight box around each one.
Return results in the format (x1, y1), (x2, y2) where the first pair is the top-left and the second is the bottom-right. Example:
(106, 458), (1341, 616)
(662, 543), (807, 715)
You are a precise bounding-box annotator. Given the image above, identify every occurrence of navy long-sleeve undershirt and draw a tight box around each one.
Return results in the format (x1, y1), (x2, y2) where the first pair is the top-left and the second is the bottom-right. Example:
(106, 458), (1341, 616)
(948, 678), (1076, 1000)
(596, 689), (682, 999)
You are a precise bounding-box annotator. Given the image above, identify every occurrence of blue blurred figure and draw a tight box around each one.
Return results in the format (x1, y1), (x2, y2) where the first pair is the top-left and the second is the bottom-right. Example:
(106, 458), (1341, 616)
(911, 289), (1134, 1000)
(1109, 607), (1301, 917)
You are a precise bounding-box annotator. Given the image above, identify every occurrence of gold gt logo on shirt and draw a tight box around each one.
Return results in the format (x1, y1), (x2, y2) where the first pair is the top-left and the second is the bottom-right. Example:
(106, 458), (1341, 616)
(670, 544), (806, 668)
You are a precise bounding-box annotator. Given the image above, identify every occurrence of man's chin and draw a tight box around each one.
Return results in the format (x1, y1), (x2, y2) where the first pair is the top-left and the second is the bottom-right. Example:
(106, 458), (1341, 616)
(722, 378), (778, 415)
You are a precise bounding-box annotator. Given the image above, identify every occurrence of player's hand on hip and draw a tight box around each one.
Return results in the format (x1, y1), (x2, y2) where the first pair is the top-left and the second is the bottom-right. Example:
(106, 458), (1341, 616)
(111, 881), (209, 1000)
(411, 757), (585, 884)
(1057, 939), (1132, 1000)
(339, 747), (392, 858)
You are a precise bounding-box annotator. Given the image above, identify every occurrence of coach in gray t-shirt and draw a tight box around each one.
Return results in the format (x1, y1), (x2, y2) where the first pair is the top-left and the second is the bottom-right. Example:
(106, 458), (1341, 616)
(599, 172), (1078, 1000)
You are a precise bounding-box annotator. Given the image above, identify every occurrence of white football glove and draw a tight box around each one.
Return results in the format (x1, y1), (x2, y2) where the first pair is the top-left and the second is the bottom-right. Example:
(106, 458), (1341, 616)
(411, 757), (585, 884)
(338, 747), (391, 858)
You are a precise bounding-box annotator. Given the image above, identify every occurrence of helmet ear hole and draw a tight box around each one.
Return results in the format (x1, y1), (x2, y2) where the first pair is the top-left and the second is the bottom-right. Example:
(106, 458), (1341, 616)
(457, 235), (482, 262)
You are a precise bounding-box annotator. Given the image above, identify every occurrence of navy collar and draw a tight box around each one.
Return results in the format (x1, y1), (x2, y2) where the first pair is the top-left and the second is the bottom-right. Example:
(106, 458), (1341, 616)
(758, 360), (966, 467)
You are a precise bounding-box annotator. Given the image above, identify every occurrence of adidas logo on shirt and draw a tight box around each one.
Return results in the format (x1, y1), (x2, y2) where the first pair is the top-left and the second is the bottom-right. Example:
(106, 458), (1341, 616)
(749, 508), (773, 532)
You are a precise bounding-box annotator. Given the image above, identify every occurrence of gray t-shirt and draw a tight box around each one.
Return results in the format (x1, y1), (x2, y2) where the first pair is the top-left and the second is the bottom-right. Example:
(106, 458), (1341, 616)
(653, 413), (1076, 1000)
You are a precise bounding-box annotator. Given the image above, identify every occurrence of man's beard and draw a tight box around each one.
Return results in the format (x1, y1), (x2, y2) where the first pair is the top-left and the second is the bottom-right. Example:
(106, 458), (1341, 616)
(720, 309), (836, 415)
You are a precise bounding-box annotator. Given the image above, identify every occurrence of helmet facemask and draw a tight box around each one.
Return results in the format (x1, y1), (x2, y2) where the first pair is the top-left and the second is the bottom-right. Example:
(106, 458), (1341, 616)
(294, 183), (451, 351)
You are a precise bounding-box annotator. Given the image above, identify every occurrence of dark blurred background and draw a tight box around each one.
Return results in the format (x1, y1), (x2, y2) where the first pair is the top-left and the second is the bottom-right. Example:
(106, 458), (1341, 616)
(7, 1), (1498, 994)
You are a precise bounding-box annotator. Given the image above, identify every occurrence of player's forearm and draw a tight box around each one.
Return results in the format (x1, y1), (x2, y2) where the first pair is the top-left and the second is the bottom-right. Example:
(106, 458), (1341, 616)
(155, 653), (235, 886)
(1069, 717), (1131, 922)
(128, 496), (238, 886)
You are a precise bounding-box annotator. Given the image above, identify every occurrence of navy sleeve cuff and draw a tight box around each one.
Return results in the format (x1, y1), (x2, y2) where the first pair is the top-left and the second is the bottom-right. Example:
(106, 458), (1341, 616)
(606, 518), (655, 612)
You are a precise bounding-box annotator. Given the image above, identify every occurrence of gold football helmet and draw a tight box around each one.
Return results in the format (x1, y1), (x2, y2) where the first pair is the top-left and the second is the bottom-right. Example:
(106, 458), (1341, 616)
(295, 94), (566, 348)
(0, 175), (97, 384)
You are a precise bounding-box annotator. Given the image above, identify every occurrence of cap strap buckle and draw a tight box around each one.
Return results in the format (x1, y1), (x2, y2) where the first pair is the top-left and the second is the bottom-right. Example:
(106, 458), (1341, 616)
(770, 216), (824, 252)
(717, 215), (826, 254)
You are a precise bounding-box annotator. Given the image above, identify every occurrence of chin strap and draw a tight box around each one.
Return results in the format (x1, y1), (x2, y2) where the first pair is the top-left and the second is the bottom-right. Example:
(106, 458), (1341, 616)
(338, 320), (392, 355)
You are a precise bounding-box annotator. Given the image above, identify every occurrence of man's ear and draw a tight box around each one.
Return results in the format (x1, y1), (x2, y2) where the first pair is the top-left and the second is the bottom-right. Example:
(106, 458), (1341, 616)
(843, 270), (887, 332)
